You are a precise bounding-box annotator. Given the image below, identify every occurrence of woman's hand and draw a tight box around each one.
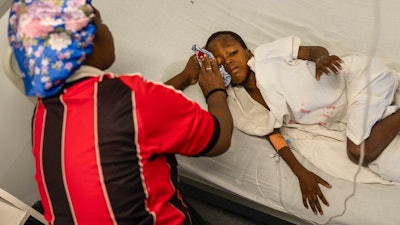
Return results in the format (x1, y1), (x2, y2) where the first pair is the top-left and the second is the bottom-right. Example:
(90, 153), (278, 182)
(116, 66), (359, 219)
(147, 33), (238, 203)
(315, 55), (343, 80)
(198, 55), (225, 97)
(295, 168), (332, 215)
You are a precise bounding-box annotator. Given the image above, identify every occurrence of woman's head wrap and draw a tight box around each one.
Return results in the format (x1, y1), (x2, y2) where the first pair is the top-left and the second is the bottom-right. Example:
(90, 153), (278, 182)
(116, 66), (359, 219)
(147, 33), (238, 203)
(8, 0), (96, 98)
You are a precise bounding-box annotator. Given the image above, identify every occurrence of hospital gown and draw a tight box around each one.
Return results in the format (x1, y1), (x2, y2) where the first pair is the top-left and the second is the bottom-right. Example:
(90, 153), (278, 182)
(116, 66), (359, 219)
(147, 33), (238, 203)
(227, 36), (400, 182)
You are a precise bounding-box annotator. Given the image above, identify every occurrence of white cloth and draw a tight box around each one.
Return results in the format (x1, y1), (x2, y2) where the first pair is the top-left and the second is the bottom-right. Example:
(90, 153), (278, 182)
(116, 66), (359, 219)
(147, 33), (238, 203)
(226, 85), (273, 136)
(227, 36), (400, 183)
(253, 36), (399, 145)
(227, 84), (396, 183)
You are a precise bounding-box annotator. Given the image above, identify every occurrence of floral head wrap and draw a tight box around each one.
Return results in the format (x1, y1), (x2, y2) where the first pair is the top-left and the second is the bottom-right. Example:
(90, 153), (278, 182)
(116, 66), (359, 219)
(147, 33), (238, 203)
(8, 0), (96, 98)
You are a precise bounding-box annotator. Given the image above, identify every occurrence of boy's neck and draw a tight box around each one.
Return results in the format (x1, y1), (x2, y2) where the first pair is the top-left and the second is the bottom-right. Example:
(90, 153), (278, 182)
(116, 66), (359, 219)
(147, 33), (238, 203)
(242, 71), (257, 90)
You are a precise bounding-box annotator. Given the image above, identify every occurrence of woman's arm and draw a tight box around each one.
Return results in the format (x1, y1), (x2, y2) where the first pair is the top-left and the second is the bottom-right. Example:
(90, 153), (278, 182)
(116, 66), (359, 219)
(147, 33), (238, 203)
(166, 54), (233, 157)
(198, 55), (233, 156)
(298, 46), (343, 80)
(267, 129), (332, 215)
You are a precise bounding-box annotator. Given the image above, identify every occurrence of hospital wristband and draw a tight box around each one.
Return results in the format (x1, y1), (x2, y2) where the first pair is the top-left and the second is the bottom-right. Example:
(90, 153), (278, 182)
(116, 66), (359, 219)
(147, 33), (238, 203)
(268, 133), (288, 152)
(205, 88), (227, 102)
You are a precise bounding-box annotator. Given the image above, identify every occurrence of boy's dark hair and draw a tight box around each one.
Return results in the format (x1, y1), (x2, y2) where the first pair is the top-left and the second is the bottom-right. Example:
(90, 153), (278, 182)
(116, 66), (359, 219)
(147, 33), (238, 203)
(205, 31), (248, 50)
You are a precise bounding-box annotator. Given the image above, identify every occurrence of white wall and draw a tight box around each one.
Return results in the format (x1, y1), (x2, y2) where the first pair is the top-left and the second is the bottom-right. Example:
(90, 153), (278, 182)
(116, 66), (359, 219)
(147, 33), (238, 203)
(0, 0), (11, 19)
(0, 5), (38, 204)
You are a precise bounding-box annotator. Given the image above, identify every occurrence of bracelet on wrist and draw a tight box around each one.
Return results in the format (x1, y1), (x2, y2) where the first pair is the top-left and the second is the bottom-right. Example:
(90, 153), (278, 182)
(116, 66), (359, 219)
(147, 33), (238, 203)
(205, 88), (227, 102)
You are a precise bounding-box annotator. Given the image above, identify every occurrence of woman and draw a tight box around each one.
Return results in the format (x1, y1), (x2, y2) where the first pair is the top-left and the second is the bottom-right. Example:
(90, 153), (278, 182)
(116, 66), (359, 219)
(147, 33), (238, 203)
(8, 1), (233, 224)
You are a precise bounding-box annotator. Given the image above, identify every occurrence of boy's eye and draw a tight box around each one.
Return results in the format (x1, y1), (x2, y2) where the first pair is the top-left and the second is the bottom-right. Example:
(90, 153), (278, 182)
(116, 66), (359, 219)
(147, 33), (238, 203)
(229, 50), (238, 56)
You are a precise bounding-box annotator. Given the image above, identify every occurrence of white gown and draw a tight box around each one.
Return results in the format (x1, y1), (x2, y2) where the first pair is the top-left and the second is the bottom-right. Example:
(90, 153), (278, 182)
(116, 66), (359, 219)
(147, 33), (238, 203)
(227, 36), (400, 182)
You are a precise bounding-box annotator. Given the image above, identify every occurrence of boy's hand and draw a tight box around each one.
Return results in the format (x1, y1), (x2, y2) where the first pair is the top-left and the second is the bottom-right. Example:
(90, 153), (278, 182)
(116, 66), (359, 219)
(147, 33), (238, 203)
(181, 54), (201, 85)
(296, 168), (332, 215)
(315, 55), (343, 80)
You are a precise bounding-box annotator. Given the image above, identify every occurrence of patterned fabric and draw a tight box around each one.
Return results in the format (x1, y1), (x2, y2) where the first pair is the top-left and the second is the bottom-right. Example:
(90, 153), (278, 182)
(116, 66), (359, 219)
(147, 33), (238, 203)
(8, 0), (96, 98)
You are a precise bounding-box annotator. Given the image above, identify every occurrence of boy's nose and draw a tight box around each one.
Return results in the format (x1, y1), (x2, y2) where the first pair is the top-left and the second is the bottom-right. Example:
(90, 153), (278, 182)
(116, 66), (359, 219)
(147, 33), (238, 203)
(225, 58), (233, 67)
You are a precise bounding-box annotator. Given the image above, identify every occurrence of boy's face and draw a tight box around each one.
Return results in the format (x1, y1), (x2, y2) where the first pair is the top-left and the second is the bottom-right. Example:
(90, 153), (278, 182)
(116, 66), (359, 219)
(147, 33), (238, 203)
(206, 35), (252, 86)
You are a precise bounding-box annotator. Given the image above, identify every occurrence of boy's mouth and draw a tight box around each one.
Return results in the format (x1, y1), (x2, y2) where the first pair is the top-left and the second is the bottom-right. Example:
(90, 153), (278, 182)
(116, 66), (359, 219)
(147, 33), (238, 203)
(229, 66), (239, 75)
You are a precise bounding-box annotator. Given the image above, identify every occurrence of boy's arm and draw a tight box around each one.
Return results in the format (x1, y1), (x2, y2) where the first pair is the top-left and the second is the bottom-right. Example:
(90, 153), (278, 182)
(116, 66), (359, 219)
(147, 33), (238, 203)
(266, 129), (331, 215)
(164, 55), (200, 90)
(298, 46), (343, 80)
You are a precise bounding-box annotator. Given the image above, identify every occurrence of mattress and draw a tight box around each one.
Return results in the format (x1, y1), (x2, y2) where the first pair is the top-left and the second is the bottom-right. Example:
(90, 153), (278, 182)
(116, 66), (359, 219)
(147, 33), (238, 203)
(176, 82), (400, 225)
(176, 127), (400, 225)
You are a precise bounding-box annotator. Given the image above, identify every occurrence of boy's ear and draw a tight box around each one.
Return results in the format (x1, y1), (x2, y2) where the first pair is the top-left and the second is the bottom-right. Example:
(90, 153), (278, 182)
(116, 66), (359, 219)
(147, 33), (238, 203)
(246, 49), (254, 58)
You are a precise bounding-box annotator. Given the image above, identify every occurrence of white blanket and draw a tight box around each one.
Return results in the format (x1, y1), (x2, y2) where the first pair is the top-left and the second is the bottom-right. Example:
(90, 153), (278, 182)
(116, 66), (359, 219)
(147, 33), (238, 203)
(227, 36), (400, 183)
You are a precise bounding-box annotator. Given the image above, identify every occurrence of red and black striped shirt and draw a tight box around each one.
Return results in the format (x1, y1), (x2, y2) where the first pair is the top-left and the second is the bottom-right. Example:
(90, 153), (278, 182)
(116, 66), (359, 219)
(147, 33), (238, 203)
(32, 70), (219, 225)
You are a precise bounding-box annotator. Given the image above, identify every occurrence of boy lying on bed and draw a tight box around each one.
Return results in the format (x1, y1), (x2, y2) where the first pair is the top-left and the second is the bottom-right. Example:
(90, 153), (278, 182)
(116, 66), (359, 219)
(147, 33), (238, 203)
(167, 31), (400, 216)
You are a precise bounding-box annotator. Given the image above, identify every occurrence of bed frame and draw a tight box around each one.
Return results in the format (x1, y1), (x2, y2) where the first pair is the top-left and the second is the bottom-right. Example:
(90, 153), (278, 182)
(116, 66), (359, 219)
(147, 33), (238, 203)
(178, 169), (312, 225)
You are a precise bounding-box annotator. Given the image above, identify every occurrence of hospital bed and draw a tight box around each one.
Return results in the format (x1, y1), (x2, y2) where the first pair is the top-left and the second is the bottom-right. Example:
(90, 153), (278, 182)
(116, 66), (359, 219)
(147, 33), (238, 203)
(176, 122), (400, 225)
(1, 1), (400, 224)
(175, 74), (400, 225)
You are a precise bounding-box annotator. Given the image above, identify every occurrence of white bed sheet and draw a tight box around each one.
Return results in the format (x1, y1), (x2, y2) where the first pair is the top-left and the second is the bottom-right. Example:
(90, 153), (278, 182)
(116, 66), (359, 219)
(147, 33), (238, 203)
(177, 82), (400, 225)
(177, 127), (400, 225)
